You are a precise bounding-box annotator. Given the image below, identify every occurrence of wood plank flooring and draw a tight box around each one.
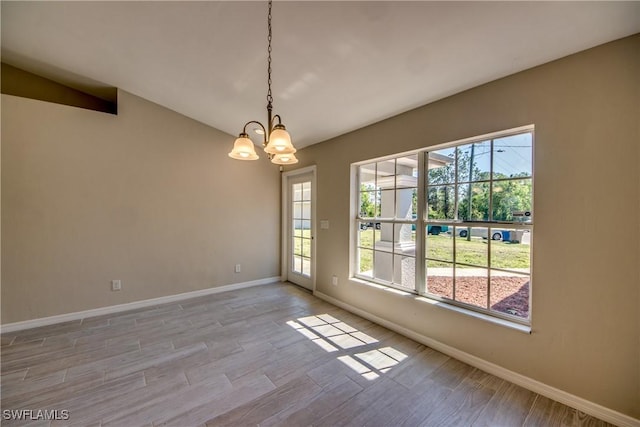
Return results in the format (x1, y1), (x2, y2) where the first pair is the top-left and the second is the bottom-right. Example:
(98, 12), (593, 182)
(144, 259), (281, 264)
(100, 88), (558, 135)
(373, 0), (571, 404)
(1, 283), (613, 426)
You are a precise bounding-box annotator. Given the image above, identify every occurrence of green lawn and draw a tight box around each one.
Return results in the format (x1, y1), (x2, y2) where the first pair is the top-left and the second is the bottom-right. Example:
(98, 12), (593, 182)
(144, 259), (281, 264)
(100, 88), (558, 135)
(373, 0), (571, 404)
(357, 229), (530, 273)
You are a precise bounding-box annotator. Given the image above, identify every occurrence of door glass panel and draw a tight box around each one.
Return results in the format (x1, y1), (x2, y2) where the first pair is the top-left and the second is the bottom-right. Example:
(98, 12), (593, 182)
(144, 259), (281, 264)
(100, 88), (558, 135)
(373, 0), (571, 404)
(302, 182), (311, 200)
(293, 183), (303, 201)
(291, 179), (312, 278)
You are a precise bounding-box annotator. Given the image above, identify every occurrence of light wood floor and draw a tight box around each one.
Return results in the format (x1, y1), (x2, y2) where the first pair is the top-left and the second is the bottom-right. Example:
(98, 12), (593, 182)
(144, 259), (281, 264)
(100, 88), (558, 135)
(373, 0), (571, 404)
(1, 283), (612, 426)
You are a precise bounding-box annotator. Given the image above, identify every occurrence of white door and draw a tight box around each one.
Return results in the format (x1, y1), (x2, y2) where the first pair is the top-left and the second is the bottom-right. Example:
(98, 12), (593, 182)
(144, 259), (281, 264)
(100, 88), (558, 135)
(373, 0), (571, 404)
(283, 168), (315, 290)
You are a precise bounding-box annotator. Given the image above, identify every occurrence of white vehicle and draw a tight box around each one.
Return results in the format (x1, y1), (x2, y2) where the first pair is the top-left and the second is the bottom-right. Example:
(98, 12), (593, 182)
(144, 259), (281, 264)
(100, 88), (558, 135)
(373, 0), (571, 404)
(458, 227), (503, 240)
(458, 227), (529, 242)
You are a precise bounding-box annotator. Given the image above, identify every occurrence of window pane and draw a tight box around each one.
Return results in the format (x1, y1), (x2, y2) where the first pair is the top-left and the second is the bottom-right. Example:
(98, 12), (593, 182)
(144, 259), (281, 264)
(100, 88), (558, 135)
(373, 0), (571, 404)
(294, 237), (303, 256)
(394, 223), (415, 256)
(376, 159), (395, 193)
(454, 226), (487, 267)
(394, 255), (415, 291)
(427, 185), (455, 220)
(374, 251), (393, 283)
(426, 260), (453, 299)
(294, 220), (303, 237)
(302, 257), (311, 276)
(293, 183), (303, 202)
(427, 148), (455, 185)
(301, 201), (311, 220)
(490, 229), (531, 273)
(293, 256), (302, 274)
(492, 179), (532, 222)
(374, 224), (392, 252)
(493, 133), (532, 179)
(293, 202), (302, 219)
(490, 271), (530, 319)
(395, 154), (418, 188)
(359, 163), (376, 187)
(455, 267), (488, 309)
(457, 141), (491, 183)
(358, 225), (374, 249)
(302, 238), (311, 257)
(360, 191), (377, 218)
(457, 183), (489, 221)
(358, 249), (373, 277)
(426, 227), (453, 262)
(373, 227), (381, 247)
(379, 189), (394, 218)
(302, 182), (311, 201)
(395, 188), (416, 220)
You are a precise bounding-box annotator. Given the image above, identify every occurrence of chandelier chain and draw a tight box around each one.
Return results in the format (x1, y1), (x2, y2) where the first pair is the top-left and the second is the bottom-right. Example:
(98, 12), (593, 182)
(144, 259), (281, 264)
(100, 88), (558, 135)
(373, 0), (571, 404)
(267, 0), (273, 106)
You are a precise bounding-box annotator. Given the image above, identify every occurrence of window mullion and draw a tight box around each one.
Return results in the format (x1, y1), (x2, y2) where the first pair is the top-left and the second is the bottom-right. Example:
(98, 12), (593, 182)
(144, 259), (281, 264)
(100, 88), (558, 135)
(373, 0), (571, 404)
(487, 139), (494, 311)
(415, 152), (427, 294)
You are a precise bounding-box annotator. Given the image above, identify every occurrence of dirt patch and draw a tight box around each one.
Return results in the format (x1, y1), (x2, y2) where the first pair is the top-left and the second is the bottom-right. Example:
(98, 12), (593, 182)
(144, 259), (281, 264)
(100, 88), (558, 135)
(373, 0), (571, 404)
(427, 276), (529, 319)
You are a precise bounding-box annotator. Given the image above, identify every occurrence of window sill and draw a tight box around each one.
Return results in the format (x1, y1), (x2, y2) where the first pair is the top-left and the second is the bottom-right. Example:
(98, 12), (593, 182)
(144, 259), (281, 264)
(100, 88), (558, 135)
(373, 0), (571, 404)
(415, 296), (531, 333)
(351, 277), (531, 334)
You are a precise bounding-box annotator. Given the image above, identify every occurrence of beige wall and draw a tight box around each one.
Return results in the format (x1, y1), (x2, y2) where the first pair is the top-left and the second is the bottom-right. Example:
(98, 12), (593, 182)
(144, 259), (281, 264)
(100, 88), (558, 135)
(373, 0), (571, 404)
(294, 35), (640, 418)
(1, 90), (281, 323)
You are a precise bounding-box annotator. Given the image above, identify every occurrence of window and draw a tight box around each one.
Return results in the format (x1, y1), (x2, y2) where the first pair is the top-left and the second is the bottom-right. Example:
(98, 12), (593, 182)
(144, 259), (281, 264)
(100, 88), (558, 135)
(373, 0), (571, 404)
(354, 127), (533, 324)
(357, 155), (418, 291)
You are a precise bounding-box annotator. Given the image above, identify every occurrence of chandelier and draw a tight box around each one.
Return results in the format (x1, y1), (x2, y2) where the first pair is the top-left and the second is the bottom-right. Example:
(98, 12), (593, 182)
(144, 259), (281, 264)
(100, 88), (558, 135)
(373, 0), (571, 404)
(228, 0), (298, 165)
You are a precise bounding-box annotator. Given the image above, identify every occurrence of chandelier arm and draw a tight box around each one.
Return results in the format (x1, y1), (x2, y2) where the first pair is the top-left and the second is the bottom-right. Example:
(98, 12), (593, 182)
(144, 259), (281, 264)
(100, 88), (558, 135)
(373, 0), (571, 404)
(270, 114), (283, 128)
(241, 120), (268, 146)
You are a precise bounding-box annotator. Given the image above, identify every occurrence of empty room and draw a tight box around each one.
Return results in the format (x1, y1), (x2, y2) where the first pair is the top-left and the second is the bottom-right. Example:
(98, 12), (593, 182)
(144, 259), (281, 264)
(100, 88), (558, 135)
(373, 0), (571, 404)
(1, 1), (639, 426)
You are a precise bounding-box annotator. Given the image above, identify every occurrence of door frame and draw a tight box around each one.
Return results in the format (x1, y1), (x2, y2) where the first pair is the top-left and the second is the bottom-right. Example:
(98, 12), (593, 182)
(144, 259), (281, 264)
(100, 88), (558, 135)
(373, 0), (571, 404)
(281, 165), (317, 291)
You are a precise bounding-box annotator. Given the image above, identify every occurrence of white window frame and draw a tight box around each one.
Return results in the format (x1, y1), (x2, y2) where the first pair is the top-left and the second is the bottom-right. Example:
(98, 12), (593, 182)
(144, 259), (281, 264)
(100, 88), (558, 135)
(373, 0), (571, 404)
(352, 125), (534, 325)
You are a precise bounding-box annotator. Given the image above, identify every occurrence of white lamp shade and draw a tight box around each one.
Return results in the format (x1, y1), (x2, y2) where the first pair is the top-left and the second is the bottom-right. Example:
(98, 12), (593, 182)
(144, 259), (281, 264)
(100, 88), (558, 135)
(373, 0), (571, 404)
(228, 136), (259, 160)
(271, 152), (299, 165)
(264, 126), (296, 155)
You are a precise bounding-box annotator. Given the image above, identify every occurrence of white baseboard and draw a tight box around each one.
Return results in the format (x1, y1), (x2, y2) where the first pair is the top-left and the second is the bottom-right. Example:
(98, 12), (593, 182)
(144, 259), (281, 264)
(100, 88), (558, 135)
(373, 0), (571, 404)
(1, 277), (281, 334)
(314, 290), (640, 427)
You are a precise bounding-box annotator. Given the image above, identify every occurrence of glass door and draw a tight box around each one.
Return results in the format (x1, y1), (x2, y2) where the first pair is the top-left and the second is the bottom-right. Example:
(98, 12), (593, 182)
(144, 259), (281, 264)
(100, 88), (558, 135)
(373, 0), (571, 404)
(285, 170), (314, 290)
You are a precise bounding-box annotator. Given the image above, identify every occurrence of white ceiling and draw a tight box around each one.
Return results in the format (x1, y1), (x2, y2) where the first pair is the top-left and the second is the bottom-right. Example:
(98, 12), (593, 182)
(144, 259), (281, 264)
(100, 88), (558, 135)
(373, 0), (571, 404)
(2, 1), (639, 148)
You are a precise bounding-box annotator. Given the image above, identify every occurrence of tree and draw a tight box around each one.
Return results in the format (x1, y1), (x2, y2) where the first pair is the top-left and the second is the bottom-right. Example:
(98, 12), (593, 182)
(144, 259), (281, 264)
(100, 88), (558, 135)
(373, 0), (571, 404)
(359, 184), (376, 217)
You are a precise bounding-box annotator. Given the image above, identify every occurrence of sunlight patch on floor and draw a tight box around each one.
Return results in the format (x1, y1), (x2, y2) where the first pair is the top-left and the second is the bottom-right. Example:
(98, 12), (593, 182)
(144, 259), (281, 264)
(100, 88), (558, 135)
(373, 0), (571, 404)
(287, 314), (408, 380)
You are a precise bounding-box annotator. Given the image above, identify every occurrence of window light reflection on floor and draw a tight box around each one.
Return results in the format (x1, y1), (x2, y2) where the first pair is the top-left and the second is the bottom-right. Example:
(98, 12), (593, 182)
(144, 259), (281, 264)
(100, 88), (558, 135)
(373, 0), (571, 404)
(286, 314), (408, 380)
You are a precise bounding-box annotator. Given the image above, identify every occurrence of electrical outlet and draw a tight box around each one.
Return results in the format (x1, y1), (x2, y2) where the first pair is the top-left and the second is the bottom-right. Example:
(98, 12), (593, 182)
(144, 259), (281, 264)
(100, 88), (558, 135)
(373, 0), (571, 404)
(111, 280), (122, 291)
(235, 264), (241, 273)
(332, 275), (338, 286)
